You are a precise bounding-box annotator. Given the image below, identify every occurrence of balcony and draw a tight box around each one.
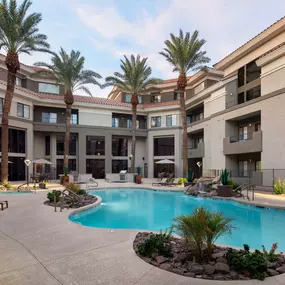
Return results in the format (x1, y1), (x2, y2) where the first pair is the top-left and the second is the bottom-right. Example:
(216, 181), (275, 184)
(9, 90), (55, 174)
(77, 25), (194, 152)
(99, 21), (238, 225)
(223, 131), (262, 155)
(188, 142), (204, 158)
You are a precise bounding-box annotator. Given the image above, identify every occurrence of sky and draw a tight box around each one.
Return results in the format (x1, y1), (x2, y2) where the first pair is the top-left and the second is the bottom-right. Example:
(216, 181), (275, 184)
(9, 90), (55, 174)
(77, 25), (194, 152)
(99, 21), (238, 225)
(19, 0), (285, 98)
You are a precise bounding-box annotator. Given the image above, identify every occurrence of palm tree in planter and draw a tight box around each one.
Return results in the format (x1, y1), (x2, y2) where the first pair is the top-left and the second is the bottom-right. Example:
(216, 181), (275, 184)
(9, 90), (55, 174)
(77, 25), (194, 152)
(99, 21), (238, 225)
(160, 30), (210, 178)
(34, 48), (102, 184)
(104, 55), (162, 174)
(0, 0), (50, 184)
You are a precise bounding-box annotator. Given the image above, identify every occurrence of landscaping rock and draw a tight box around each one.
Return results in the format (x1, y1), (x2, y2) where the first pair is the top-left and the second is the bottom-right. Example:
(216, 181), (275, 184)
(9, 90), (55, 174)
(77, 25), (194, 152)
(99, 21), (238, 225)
(213, 274), (226, 280)
(216, 257), (228, 264)
(212, 251), (227, 259)
(276, 265), (285, 274)
(203, 264), (215, 275)
(184, 272), (195, 277)
(173, 253), (191, 262)
(215, 262), (230, 273)
(155, 256), (169, 264)
(268, 261), (278, 269)
(229, 271), (239, 279)
(267, 269), (279, 276)
(150, 260), (158, 266)
(202, 274), (213, 280)
(173, 262), (182, 268)
(172, 268), (185, 275)
(151, 252), (158, 259)
(159, 263), (173, 271)
(188, 263), (204, 274)
(208, 190), (217, 197)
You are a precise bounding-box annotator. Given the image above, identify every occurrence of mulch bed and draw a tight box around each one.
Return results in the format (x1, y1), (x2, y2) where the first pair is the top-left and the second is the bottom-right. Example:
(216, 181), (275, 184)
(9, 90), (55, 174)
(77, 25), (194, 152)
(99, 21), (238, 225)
(133, 232), (285, 280)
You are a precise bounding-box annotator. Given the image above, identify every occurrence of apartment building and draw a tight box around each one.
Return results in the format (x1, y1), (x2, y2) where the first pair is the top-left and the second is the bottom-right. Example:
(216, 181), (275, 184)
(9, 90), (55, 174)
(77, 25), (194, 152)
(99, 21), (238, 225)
(0, 17), (285, 184)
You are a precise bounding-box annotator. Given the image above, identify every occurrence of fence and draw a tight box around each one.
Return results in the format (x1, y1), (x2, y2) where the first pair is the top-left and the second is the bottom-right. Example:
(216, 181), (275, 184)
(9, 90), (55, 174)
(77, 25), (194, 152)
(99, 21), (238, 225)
(203, 169), (285, 189)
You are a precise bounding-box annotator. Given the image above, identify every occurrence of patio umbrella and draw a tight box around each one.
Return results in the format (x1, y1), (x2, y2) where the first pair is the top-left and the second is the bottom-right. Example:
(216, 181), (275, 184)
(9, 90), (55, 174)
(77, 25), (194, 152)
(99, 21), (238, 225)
(155, 159), (175, 164)
(32, 158), (53, 165)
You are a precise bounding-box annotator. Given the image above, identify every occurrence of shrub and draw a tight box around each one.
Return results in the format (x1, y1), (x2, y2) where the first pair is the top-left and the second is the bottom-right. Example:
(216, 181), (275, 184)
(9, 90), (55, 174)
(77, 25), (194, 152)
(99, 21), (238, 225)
(137, 229), (172, 257)
(47, 191), (61, 203)
(220, 169), (230, 185)
(1, 183), (15, 190)
(274, 179), (285, 194)
(227, 179), (239, 189)
(262, 243), (279, 262)
(65, 182), (80, 193)
(178, 178), (187, 185)
(227, 244), (267, 280)
(173, 207), (233, 260)
(78, 189), (87, 195)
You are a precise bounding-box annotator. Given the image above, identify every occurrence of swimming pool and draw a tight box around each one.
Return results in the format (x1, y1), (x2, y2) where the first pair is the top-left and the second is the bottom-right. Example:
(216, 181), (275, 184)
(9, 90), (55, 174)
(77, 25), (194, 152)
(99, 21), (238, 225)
(69, 188), (285, 251)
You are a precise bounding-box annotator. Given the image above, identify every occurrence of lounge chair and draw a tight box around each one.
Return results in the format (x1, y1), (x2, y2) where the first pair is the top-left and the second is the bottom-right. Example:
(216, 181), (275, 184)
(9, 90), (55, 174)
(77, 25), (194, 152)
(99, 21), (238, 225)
(168, 178), (180, 186)
(0, 200), (8, 211)
(152, 178), (168, 186)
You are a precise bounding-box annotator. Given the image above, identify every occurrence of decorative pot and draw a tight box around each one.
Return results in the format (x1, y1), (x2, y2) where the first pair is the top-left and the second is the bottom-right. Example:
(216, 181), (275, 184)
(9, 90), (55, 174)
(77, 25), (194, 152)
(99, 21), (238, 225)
(136, 175), (142, 184)
(217, 185), (233, 197)
(39, 182), (46, 189)
(61, 175), (69, 186)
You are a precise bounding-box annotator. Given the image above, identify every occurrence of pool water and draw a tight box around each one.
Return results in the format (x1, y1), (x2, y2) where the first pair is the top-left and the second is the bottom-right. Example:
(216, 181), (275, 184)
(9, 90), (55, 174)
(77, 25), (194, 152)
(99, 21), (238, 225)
(69, 188), (285, 251)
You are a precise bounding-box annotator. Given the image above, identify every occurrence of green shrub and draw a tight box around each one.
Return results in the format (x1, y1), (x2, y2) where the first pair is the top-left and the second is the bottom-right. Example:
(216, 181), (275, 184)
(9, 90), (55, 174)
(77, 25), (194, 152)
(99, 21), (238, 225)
(274, 179), (285, 194)
(137, 229), (172, 257)
(78, 189), (87, 195)
(65, 183), (80, 193)
(1, 183), (15, 190)
(178, 178), (187, 185)
(220, 169), (230, 185)
(227, 179), (239, 189)
(262, 243), (279, 262)
(173, 207), (233, 260)
(47, 191), (61, 203)
(227, 244), (268, 280)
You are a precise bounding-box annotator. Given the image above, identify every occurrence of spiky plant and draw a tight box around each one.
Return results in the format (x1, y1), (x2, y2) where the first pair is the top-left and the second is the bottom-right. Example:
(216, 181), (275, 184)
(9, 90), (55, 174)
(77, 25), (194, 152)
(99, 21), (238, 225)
(0, 0), (50, 184)
(34, 48), (102, 172)
(104, 55), (162, 173)
(160, 30), (210, 177)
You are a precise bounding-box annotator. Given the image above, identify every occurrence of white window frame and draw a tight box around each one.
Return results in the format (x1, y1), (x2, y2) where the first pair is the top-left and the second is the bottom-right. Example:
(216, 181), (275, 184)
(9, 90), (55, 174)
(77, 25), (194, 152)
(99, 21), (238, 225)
(70, 114), (78, 124)
(39, 82), (60, 94)
(42, 112), (57, 123)
(151, 116), (161, 128)
(166, 115), (177, 127)
(17, 103), (30, 119)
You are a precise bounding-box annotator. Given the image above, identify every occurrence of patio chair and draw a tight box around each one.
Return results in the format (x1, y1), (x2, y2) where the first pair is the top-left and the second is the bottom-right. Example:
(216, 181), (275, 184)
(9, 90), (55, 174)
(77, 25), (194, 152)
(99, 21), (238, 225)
(0, 200), (8, 211)
(168, 178), (180, 186)
(152, 178), (168, 186)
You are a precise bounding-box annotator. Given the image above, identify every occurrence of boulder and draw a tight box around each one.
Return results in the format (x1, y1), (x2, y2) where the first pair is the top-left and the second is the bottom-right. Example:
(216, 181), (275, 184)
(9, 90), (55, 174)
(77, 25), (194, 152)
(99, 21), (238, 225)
(216, 257), (228, 264)
(184, 272), (195, 277)
(188, 263), (204, 274)
(276, 265), (285, 274)
(215, 262), (230, 273)
(173, 253), (191, 262)
(184, 185), (199, 196)
(268, 261), (278, 269)
(203, 264), (215, 275)
(212, 251), (228, 259)
(213, 274), (226, 280)
(159, 263), (173, 271)
(150, 260), (158, 266)
(267, 269), (279, 276)
(209, 190), (217, 197)
(172, 268), (185, 275)
(155, 256), (169, 264)
(173, 262), (182, 268)
(229, 271), (239, 279)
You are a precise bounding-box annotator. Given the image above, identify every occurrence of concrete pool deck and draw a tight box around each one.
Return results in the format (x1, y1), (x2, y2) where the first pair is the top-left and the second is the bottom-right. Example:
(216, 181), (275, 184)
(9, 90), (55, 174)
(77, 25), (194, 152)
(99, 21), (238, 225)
(1, 187), (285, 284)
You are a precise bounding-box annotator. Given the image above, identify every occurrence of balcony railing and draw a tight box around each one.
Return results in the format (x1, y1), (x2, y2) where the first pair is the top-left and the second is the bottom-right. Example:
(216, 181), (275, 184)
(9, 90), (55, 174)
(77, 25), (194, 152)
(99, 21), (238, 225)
(187, 142), (204, 158)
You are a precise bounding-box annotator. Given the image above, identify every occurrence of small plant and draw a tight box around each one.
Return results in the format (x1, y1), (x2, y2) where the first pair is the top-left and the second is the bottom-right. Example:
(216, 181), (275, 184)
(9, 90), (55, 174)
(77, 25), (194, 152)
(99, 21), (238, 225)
(137, 229), (173, 257)
(220, 169), (230, 185)
(63, 167), (68, 176)
(77, 189), (87, 195)
(173, 207), (234, 260)
(227, 179), (239, 189)
(47, 191), (61, 203)
(227, 244), (268, 280)
(1, 183), (15, 190)
(262, 243), (279, 262)
(274, 179), (285, 194)
(178, 178), (187, 185)
(65, 182), (80, 193)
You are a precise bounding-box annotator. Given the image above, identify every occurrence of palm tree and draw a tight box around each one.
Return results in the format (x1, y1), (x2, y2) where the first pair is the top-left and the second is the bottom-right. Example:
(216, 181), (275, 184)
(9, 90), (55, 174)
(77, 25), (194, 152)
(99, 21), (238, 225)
(105, 55), (162, 173)
(34, 48), (102, 174)
(0, 0), (50, 184)
(160, 30), (210, 178)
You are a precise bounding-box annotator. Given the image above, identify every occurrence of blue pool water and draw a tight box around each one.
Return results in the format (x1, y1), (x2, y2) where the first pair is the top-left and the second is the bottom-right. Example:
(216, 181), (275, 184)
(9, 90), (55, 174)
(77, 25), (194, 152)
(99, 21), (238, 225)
(0, 191), (31, 194)
(69, 189), (285, 251)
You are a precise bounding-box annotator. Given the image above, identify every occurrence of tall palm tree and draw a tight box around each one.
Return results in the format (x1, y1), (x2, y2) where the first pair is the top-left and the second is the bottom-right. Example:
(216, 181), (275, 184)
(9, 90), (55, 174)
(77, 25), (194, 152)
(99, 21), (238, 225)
(0, 0), (50, 184)
(105, 55), (162, 173)
(160, 30), (210, 178)
(34, 48), (102, 173)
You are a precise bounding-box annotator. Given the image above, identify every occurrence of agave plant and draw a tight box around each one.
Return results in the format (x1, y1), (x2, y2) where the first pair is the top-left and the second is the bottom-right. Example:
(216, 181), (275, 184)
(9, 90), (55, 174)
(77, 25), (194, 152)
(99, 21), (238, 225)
(0, 0), (50, 183)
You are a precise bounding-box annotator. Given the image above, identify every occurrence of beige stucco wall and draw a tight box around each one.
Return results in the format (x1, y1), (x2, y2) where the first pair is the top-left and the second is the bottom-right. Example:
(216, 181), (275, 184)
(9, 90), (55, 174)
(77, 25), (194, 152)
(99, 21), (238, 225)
(79, 108), (112, 127)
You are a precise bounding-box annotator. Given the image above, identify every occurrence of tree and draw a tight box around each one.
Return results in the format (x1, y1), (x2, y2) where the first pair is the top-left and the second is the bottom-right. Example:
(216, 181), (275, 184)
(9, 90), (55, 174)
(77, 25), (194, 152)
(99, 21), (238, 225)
(160, 30), (210, 177)
(105, 55), (162, 173)
(34, 48), (102, 173)
(0, 0), (50, 184)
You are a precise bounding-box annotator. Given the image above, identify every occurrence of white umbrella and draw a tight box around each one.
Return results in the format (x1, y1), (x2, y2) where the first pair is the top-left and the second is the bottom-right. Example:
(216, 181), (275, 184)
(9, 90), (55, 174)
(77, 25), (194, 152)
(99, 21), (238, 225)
(32, 158), (52, 165)
(155, 159), (175, 164)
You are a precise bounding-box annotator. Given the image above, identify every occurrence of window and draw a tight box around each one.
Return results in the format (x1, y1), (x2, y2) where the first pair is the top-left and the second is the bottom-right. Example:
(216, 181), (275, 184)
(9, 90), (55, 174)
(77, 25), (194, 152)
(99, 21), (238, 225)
(127, 119), (139, 129)
(0, 128), (26, 153)
(238, 92), (245, 104)
(154, 137), (174, 156)
(17, 103), (30, 119)
(56, 134), (76, 155)
(0, 98), (3, 113)
(238, 66), (245, 87)
(86, 159), (105, 179)
(42, 112), (57, 123)
(255, 123), (261, 132)
(124, 94), (131, 103)
(151, 116), (161, 128)
(238, 161), (248, 177)
(174, 92), (180, 100)
(56, 159), (76, 178)
(239, 126), (248, 141)
(86, 136), (105, 155)
(45, 136), (50, 156)
(187, 116), (191, 125)
(246, 61), (261, 83)
(246, 86), (261, 102)
(112, 160), (128, 173)
(138, 96), (142, 104)
(70, 114), (78, 124)
(193, 137), (203, 148)
(112, 137), (128, 156)
(112, 117), (119, 128)
(16, 77), (23, 87)
(151, 94), (161, 103)
(39, 83), (60, 94)
(166, 115), (177, 126)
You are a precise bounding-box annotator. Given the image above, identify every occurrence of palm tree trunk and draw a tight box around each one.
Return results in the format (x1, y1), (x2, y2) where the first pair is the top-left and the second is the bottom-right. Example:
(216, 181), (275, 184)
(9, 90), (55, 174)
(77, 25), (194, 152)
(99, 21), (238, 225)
(180, 89), (188, 178)
(64, 104), (72, 173)
(1, 53), (19, 184)
(131, 94), (138, 173)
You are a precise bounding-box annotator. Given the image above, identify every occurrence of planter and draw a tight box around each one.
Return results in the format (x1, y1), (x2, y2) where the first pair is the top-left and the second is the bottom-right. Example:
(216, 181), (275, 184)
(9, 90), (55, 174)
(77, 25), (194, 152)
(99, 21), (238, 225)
(39, 182), (47, 189)
(61, 175), (69, 186)
(136, 175), (142, 184)
(217, 185), (233, 197)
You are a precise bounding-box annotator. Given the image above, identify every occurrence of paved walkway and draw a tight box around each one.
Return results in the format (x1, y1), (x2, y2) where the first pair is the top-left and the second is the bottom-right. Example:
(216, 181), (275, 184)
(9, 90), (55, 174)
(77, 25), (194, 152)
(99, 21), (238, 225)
(0, 188), (285, 284)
